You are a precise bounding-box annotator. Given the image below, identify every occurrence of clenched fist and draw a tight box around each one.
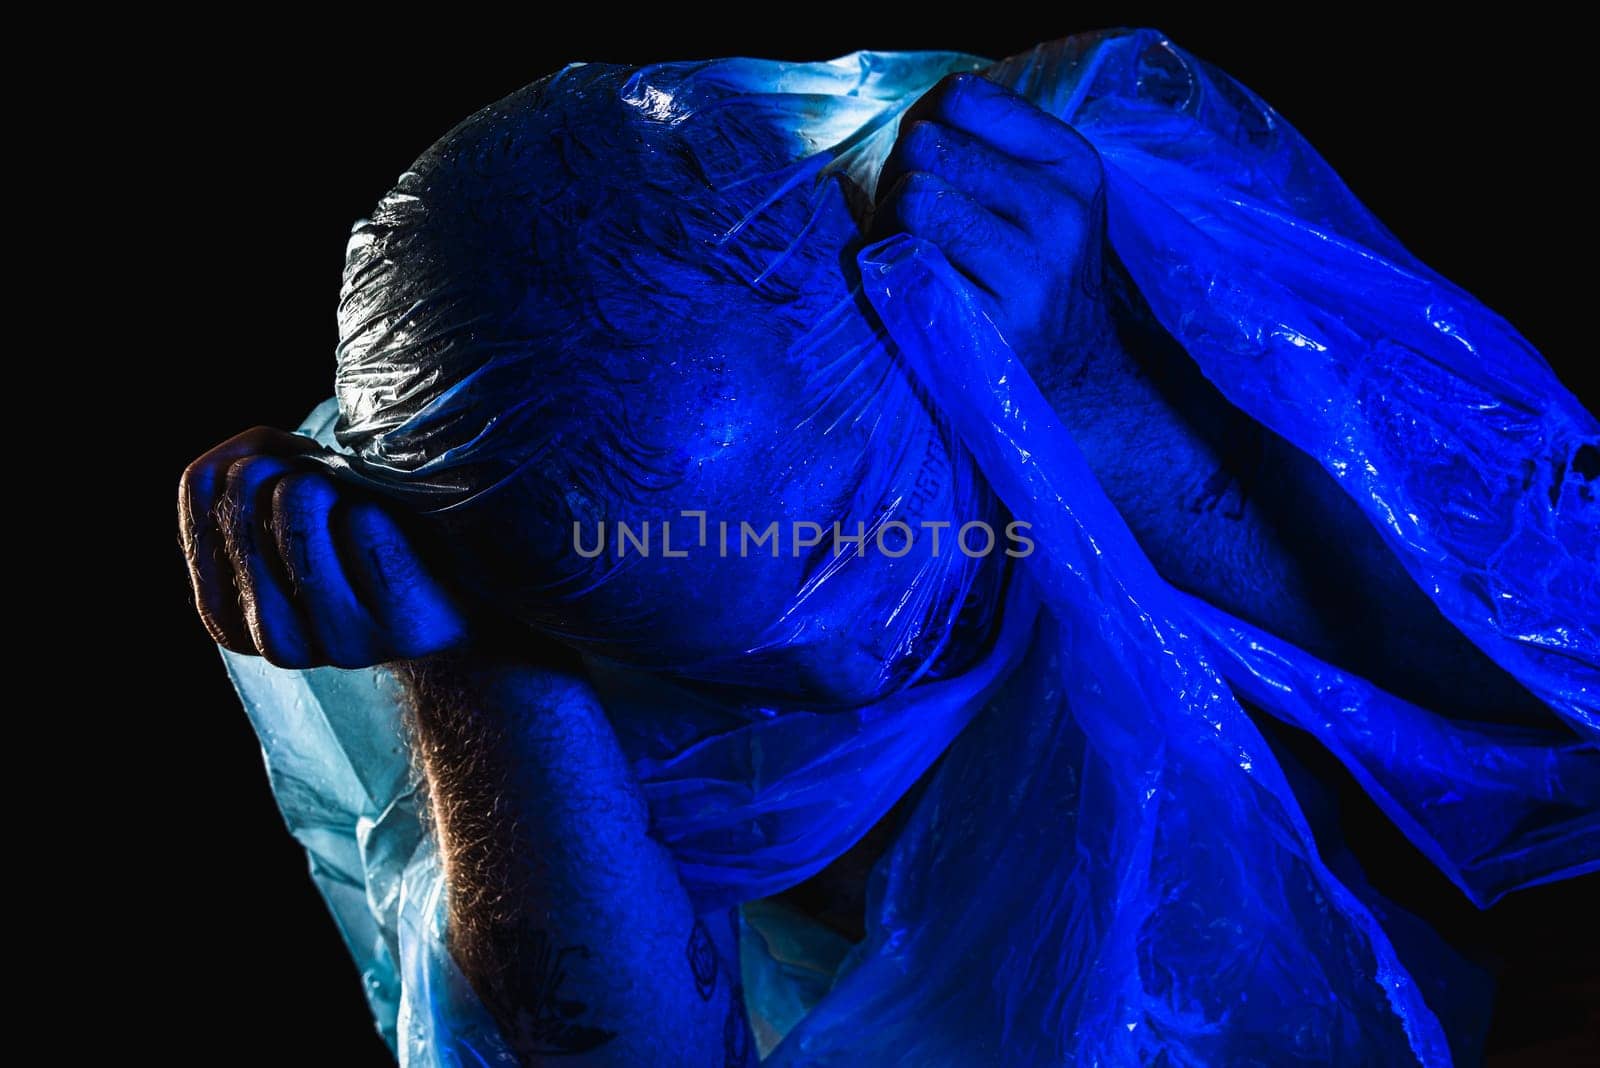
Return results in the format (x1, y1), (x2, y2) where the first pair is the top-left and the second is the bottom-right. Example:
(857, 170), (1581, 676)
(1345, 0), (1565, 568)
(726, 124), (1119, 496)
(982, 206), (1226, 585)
(178, 425), (468, 669)
(872, 72), (1110, 364)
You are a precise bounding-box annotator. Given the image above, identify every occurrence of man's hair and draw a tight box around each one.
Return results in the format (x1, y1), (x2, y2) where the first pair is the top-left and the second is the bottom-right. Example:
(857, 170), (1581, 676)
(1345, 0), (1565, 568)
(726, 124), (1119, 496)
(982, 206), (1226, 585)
(333, 62), (859, 521)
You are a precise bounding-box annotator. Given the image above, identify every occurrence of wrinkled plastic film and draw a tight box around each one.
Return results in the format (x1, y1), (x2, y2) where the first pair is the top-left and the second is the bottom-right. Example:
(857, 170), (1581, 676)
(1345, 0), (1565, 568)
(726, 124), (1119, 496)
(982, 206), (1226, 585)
(984, 34), (1599, 737)
(1184, 592), (1600, 906)
(215, 29), (1598, 1066)
(610, 579), (1036, 909)
(974, 31), (1599, 902)
(324, 50), (987, 514)
(224, 633), (418, 1053)
(322, 50), (1001, 705)
(846, 233), (1448, 1065)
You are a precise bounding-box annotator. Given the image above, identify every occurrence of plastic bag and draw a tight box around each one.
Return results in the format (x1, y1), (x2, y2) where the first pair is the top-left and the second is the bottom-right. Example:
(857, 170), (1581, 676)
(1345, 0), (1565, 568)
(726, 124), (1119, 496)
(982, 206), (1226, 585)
(222, 28), (1597, 1066)
(322, 49), (1003, 705)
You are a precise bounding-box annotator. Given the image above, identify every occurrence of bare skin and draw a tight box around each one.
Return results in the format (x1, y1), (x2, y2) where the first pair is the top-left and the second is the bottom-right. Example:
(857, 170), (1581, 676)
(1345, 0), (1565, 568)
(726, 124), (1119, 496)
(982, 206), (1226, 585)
(179, 71), (1540, 1065)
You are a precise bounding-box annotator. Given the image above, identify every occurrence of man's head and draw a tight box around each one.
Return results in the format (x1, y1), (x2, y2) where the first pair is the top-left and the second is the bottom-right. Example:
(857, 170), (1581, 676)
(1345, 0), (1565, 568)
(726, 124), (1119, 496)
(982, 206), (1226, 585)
(333, 61), (1000, 703)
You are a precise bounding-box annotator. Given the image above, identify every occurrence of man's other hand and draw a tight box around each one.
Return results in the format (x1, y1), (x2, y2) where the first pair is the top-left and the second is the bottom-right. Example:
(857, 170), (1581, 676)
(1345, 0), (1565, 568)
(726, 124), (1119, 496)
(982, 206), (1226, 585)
(178, 426), (468, 669)
(873, 72), (1109, 362)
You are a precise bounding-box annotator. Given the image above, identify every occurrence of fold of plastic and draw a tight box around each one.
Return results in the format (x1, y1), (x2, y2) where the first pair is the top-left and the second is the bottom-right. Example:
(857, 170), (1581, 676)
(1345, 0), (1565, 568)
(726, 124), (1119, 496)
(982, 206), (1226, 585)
(605, 578), (1037, 910)
(986, 33), (1598, 739)
(217, 29), (1599, 1066)
(968, 30), (1599, 908)
(223, 637), (419, 1054)
(838, 232), (1449, 1065)
(1183, 592), (1600, 907)
(323, 49), (988, 514)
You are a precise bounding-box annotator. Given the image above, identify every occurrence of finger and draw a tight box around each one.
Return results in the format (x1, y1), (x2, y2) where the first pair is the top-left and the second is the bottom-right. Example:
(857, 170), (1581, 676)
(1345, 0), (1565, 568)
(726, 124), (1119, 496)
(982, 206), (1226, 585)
(875, 171), (1027, 298)
(339, 501), (469, 659)
(180, 465), (253, 652)
(881, 120), (1072, 229)
(223, 455), (318, 668)
(271, 473), (381, 669)
(179, 427), (321, 651)
(906, 72), (1102, 200)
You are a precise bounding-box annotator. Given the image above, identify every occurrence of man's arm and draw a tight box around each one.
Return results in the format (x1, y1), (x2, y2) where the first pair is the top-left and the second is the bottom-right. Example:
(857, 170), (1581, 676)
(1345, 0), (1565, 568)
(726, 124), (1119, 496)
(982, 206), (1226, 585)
(871, 73), (1549, 724)
(397, 648), (750, 1065)
(179, 428), (753, 1065)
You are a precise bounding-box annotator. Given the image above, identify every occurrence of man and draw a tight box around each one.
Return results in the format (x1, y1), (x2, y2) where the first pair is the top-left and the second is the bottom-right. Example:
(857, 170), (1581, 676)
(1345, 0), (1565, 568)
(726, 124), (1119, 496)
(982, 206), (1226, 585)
(180, 31), (1596, 1066)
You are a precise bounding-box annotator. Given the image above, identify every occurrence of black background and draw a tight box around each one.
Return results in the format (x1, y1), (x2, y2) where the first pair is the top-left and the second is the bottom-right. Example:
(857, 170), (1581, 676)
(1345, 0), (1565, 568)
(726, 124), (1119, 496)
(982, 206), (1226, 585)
(130, 14), (1595, 1065)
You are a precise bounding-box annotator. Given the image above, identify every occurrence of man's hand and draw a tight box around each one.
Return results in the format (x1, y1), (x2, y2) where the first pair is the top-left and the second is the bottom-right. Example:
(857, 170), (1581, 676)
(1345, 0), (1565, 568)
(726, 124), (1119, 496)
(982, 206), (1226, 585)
(178, 425), (468, 669)
(872, 72), (1109, 362)
(181, 429), (751, 1063)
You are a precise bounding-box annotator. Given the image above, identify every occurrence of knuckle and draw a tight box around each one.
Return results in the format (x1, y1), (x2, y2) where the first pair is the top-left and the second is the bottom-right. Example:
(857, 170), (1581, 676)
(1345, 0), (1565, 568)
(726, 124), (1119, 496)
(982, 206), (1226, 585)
(223, 455), (261, 493)
(219, 459), (262, 529)
(948, 205), (992, 246)
(1046, 140), (1105, 192)
(222, 455), (290, 522)
(212, 475), (251, 551)
(272, 473), (334, 529)
(954, 218), (989, 249)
